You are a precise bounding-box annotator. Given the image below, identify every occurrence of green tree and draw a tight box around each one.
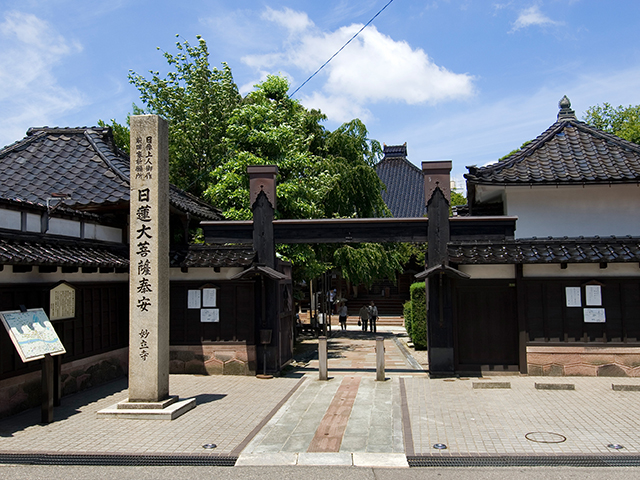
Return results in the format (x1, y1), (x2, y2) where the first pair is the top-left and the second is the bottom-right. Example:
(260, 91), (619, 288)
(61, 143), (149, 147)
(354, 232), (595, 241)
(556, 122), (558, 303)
(109, 36), (401, 285)
(128, 35), (241, 197)
(583, 103), (640, 144)
(203, 74), (396, 283)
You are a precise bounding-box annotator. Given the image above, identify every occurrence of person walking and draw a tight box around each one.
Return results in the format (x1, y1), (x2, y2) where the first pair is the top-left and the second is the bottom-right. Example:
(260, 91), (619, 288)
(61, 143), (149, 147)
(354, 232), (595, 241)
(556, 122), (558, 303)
(338, 302), (348, 331)
(358, 304), (369, 332)
(368, 300), (378, 333)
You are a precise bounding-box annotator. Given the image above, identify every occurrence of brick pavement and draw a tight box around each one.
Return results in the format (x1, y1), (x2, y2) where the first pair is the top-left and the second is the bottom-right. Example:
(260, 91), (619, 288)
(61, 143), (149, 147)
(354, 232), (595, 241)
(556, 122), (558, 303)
(0, 375), (303, 457)
(402, 375), (640, 456)
(2, 327), (640, 466)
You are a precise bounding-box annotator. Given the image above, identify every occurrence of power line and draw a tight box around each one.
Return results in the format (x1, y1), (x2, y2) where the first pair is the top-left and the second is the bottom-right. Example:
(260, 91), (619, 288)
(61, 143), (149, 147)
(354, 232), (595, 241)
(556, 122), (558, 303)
(289, 0), (396, 99)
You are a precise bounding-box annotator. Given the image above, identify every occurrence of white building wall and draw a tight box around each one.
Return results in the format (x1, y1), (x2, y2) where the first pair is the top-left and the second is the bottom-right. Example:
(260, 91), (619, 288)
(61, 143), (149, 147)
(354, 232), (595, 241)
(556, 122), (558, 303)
(26, 213), (40, 232)
(458, 264), (516, 279)
(523, 263), (640, 278)
(48, 218), (82, 237)
(95, 224), (122, 243)
(0, 267), (244, 284)
(0, 208), (21, 230)
(506, 184), (640, 239)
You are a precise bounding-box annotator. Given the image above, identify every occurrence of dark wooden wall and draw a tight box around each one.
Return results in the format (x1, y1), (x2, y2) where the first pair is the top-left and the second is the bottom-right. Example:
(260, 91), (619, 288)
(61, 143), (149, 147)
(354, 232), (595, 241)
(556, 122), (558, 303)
(0, 282), (129, 381)
(523, 278), (640, 344)
(169, 281), (256, 344)
(453, 280), (519, 367)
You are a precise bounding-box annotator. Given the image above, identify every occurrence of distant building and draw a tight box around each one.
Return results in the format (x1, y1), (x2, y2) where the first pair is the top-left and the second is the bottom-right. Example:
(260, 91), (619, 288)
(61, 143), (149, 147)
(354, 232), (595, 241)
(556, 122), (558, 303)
(376, 144), (426, 218)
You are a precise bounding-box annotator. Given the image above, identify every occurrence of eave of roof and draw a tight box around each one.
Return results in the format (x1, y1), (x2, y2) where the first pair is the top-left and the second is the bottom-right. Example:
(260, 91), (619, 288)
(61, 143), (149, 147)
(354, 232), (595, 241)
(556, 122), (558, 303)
(449, 236), (640, 264)
(465, 119), (640, 186)
(0, 229), (256, 269)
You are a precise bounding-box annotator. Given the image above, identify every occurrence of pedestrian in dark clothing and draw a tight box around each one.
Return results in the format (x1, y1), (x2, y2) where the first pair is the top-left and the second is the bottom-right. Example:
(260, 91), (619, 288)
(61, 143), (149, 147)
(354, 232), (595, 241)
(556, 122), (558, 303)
(368, 301), (378, 333)
(358, 304), (369, 332)
(338, 302), (348, 331)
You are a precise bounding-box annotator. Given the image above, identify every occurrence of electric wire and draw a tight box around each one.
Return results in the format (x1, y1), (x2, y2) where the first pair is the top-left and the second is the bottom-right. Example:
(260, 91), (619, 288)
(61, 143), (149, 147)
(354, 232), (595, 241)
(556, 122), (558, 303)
(289, 0), (396, 98)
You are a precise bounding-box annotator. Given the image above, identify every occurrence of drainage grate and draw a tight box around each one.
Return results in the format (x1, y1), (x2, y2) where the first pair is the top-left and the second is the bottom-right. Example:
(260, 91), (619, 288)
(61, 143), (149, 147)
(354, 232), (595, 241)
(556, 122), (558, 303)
(0, 453), (237, 466)
(407, 456), (640, 468)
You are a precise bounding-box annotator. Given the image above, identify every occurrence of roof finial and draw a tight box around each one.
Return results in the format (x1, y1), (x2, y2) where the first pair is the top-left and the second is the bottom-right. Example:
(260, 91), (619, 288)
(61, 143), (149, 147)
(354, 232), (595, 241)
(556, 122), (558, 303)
(557, 95), (576, 121)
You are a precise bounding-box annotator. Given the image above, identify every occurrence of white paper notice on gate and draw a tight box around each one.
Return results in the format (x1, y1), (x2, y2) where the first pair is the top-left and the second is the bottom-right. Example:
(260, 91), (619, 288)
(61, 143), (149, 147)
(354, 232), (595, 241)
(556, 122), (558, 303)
(583, 308), (606, 323)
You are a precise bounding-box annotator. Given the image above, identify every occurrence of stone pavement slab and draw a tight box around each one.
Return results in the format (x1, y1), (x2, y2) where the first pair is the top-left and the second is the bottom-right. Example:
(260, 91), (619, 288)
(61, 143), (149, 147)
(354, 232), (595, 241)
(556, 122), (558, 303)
(0, 374), (303, 457)
(240, 374), (405, 457)
(3, 327), (640, 467)
(402, 375), (640, 456)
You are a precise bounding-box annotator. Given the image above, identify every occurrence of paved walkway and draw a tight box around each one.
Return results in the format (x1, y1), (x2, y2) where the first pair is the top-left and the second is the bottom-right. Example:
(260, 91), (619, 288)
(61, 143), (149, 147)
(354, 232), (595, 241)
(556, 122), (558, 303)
(1, 327), (640, 467)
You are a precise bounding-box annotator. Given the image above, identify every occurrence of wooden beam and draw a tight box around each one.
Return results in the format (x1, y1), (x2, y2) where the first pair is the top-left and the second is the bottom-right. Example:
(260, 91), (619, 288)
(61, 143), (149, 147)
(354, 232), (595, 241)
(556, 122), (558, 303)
(201, 216), (517, 245)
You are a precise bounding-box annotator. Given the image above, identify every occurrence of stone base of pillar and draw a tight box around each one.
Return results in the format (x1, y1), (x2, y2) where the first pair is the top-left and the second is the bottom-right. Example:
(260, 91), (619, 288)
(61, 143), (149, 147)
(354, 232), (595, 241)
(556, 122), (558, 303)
(98, 396), (196, 420)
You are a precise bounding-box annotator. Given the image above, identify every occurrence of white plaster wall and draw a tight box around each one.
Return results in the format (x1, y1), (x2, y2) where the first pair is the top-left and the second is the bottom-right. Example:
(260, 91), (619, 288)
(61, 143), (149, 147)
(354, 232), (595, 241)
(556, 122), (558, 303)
(169, 267), (245, 281)
(0, 208), (20, 230)
(48, 218), (81, 237)
(506, 184), (640, 238)
(95, 224), (122, 243)
(26, 213), (40, 232)
(84, 223), (97, 239)
(0, 265), (243, 284)
(524, 263), (640, 278)
(458, 264), (516, 279)
(0, 268), (128, 284)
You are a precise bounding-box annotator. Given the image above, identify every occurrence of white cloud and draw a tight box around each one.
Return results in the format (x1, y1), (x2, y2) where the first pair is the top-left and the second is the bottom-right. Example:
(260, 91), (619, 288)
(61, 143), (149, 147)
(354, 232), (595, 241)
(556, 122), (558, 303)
(261, 7), (313, 34)
(243, 8), (475, 122)
(511, 5), (562, 32)
(0, 11), (84, 147)
(299, 91), (373, 124)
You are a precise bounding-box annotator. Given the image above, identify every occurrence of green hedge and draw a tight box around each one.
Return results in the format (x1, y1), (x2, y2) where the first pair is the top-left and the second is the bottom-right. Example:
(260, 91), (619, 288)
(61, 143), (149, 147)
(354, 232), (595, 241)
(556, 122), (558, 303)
(403, 300), (412, 340)
(409, 282), (427, 349)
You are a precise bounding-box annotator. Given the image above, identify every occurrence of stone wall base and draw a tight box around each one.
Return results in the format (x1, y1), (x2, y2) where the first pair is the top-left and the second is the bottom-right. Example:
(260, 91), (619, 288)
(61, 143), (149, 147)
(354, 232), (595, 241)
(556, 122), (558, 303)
(169, 344), (257, 376)
(0, 347), (128, 419)
(527, 346), (640, 377)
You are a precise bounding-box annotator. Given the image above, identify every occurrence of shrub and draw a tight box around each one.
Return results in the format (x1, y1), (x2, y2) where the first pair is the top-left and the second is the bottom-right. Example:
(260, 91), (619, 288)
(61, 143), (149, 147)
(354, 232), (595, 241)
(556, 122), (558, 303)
(410, 282), (427, 349)
(403, 300), (412, 339)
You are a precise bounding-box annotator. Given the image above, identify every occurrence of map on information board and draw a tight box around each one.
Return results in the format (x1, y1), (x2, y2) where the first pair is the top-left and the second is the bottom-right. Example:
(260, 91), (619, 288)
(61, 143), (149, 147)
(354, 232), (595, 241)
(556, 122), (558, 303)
(0, 308), (66, 362)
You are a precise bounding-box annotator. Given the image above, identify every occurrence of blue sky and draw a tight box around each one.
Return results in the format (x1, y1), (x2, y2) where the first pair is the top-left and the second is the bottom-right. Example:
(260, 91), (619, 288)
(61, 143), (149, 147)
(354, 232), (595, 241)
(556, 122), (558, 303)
(1, 1), (640, 189)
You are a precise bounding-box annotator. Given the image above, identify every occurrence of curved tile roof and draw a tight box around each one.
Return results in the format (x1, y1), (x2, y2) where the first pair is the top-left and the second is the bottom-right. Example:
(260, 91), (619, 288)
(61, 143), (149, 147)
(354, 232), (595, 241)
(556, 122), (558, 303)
(465, 118), (640, 186)
(0, 231), (129, 268)
(449, 236), (640, 264)
(376, 144), (426, 218)
(0, 127), (222, 220)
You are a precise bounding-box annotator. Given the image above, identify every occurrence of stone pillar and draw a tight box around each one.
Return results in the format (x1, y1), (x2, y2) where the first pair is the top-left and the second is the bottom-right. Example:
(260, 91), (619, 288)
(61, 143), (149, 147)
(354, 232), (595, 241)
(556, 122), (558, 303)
(128, 115), (170, 402)
(99, 116), (195, 419)
(376, 337), (385, 381)
(318, 336), (328, 381)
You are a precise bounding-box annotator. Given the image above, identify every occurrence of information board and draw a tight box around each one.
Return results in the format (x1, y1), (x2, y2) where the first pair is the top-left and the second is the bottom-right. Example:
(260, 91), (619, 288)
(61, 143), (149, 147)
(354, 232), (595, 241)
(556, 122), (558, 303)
(0, 308), (66, 362)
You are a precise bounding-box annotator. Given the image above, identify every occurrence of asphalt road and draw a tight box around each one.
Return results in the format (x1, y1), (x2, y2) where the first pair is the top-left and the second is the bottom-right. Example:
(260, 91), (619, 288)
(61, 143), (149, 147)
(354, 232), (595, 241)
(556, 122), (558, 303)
(0, 465), (639, 480)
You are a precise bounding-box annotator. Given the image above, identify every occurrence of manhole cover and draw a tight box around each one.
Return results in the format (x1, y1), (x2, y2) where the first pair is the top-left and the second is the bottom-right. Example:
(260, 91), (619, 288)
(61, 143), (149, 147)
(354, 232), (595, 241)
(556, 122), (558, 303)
(525, 432), (566, 444)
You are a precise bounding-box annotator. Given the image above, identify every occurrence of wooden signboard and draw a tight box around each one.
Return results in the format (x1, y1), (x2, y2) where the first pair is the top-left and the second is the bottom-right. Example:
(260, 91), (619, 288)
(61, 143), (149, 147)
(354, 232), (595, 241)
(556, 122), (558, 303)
(50, 282), (76, 321)
(0, 308), (66, 362)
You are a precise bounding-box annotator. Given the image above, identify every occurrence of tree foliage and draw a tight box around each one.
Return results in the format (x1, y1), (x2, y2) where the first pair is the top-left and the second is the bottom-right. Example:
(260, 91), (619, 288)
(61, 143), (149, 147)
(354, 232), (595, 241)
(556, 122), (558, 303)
(128, 35), (241, 197)
(109, 36), (401, 285)
(583, 103), (640, 145)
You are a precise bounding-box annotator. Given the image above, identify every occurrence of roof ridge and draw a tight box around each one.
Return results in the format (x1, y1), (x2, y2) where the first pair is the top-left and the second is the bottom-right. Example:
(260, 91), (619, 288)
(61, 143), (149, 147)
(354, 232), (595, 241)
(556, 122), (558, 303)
(84, 130), (130, 184)
(473, 121), (567, 174)
(572, 120), (640, 154)
(377, 154), (422, 174)
(0, 130), (46, 160)
(169, 184), (223, 216)
(27, 126), (109, 136)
